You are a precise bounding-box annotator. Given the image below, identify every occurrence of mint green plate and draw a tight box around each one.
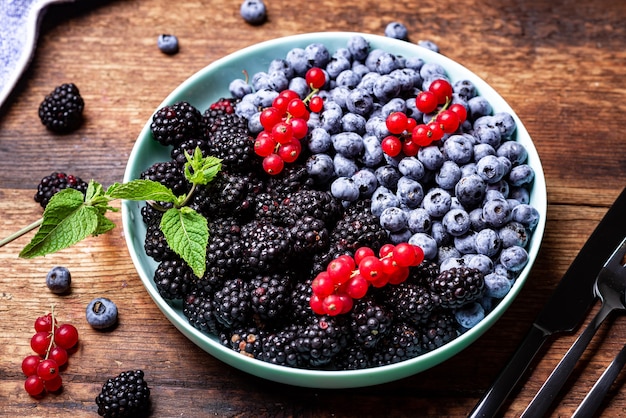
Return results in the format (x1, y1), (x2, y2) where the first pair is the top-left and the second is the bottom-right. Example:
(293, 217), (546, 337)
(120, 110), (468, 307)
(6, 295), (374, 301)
(122, 32), (547, 389)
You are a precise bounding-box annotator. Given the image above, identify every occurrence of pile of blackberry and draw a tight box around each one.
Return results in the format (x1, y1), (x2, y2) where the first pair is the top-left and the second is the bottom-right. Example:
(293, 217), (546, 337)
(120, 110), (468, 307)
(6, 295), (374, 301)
(141, 97), (487, 371)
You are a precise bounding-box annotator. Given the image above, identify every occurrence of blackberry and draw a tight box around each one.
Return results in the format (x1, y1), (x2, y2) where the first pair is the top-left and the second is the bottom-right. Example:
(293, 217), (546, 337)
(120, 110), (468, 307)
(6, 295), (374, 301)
(220, 326), (266, 359)
(330, 199), (387, 252)
(311, 243), (354, 276)
(153, 257), (197, 300)
(197, 217), (243, 293)
(284, 189), (343, 225)
(170, 136), (210, 166)
(95, 370), (151, 418)
(332, 343), (372, 370)
(34, 172), (88, 208)
(430, 267), (485, 309)
(206, 118), (256, 172)
(182, 288), (221, 335)
(380, 281), (437, 325)
(140, 202), (166, 226)
(143, 222), (174, 262)
(292, 315), (351, 367)
(192, 172), (259, 220)
(264, 163), (314, 196)
(253, 192), (292, 226)
(249, 271), (293, 323)
(240, 220), (292, 274)
(371, 322), (422, 366)
(417, 311), (460, 353)
(288, 278), (314, 321)
(289, 216), (330, 255)
(150, 101), (202, 147)
(38, 83), (84, 132)
(259, 324), (301, 367)
(202, 98), (239, 130)
(213, 278), (252, 329)
(409, 259), (441, 287)
(349, 296), (394, 349)
(140, 160), (189, 197)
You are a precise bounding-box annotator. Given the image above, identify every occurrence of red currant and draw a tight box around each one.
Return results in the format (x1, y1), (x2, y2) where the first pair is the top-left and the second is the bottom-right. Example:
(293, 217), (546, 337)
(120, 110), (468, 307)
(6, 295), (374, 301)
(322, 294), (344, 316)
(379, 243), (396, 258)
(449, 103), (468, 123)
(287, 98), (309, 119)
(31, 331), (52, 356)
(259, 107), (282, 130)
(412, 124), (433, 146)
(437, 109), (460, 133)
(311, 272), (335, 298)
(406, 117), (417, 131)
(427, 120), (444, 142)
(271, 95), (290, 114)
(254, 132), (277, 157)
(262, 153), (285, 175)
(289, 117), (309, 140)
(381, 135), (402, 157)
(385, 111), (408, 134)
(24, 375), (45, 397)
(36, 358), (59, 381)
(308, 95), (324, 113)
(401, 138), (420, 156)
(387, 265), (410, 285)
(305, 67), (326, 89)
(279, 89), (300, 102)
(392, 243), (419, 267)
(429, 79), (453, 104)
(354, 247), (375, 265)
(345, 274), (369, 299)
(48, 346), (68, 367)
(416, 90), (438, 113)
(54, 323), (79, 350)
(278, 139), (301, 163)
(358, 255), (386, 282)
(271, 121), (294, 145)
(34, 314), (56, 333)
(44, 374), (63, 392)
(337, 293), (354, 314)
(22, 355), (41, 376)
(326, 256), (355, 285)
(309, 294), (325, 315)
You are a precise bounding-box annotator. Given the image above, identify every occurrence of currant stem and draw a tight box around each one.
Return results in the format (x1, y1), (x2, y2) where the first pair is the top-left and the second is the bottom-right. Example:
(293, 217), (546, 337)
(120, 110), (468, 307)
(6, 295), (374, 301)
(45, 305), (57, 360)
(0, 218), (43, 248)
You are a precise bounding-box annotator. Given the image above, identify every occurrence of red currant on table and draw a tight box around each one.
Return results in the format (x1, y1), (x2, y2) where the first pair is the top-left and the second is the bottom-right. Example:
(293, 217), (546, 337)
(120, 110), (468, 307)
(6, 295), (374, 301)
(24, 375), (45, 397)
(55, 323), (79, 350)
(34, 314), (56, 333)
(31, 331), (52, 356)
(37, 358), (59, 381)
(22, 355), (42, 376)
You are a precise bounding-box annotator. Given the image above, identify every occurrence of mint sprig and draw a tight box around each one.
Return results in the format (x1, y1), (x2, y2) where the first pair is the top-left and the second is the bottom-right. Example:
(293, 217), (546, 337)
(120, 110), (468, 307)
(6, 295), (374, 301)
(5, 147), (221, 278)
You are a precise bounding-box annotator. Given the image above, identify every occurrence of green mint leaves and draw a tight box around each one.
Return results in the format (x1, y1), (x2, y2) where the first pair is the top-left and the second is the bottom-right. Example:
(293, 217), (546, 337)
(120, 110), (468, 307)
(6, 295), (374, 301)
(18, 148), (221, 278)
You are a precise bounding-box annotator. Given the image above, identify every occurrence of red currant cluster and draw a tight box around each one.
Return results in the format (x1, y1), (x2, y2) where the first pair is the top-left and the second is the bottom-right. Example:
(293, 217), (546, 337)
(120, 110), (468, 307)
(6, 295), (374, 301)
(310, 242), (425, 316)
(381, 78), (468, 157)
(22, 307), (79, 397)
(254, 67), (326, 175)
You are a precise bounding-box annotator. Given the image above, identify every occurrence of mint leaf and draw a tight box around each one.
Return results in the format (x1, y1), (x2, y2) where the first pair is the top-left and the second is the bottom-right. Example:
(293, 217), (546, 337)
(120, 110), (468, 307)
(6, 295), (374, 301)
(108, 179), (178, 203)
(160, 207), (208, 277)
(184, 148), (222, 186)
(94, 212), (116, 236)
(19, 190), (99, 258)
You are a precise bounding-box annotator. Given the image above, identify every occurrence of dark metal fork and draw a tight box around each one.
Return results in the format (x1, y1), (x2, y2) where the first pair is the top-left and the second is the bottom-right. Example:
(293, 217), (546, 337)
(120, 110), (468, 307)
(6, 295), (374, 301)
(520, 237), (626, 418)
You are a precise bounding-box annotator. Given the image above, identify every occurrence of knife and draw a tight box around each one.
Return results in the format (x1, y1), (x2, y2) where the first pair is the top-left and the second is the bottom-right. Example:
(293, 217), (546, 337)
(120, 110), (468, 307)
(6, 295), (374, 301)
(0, 0), (83, 110)
(469, 186), (626, 418)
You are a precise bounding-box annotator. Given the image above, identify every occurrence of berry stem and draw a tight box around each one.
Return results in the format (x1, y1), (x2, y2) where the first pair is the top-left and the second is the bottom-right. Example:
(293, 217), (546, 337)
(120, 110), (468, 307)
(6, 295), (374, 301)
(45, 305), (57, 360)
(0, 218), (43, 248)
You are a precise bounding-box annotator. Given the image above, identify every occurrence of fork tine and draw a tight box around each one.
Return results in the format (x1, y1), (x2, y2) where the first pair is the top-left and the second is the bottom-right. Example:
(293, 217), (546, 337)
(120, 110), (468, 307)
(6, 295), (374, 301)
(604, 237), (626, 270)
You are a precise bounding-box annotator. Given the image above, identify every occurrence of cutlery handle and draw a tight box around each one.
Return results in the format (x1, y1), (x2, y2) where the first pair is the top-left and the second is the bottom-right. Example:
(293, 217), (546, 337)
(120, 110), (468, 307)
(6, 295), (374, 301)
(571, 343), (626, 418)
(520, 304), (613, 418)
(468, 324), (549, 418)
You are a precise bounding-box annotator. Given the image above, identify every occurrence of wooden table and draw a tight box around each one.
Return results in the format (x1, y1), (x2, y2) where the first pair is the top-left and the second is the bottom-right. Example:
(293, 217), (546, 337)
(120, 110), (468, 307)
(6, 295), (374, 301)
(1, 0), (625, 416)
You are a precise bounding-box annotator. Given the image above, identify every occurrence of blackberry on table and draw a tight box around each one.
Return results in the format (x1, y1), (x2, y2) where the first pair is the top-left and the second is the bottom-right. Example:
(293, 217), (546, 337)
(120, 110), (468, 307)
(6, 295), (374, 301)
(38, 83), (84, 133)
(140, 160), (189, 197)
(183, 288), (221, 335)
(197, 217), (243, 293)
(192, 171), (260, 220)
(263, 163), (315, 196)
(430, 267), (485, 309)
(34, 172), (88, 208)
(213, 278), (252, 329)
(154, 257), (197, 300)
(150, 101), (202, 147)
(202, 98), (238, 130)
(95, 370), (151, 418)
(253, 192), (292, 226)
(288, 278), (314, 322)
(284, 189), (343, 225)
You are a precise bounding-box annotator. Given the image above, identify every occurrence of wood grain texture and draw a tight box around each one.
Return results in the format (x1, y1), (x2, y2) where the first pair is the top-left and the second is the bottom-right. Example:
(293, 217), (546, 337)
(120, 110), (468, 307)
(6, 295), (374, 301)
(1, 0), (626, 416)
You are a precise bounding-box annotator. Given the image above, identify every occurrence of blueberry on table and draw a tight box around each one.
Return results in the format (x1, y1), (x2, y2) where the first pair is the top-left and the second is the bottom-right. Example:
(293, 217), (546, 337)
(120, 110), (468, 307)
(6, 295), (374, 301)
(86, 297), (118, 329)
(46, 266), (71, 294)
(240, 0), (267, 25)
(384, 22), (409, 41)
(157, 34), (179, 55)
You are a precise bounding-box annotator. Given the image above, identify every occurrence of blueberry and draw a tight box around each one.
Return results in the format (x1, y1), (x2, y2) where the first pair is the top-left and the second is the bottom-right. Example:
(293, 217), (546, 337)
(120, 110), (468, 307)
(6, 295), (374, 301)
(469, 207), (487, 231)
(384, 21), (409, 40)
(455, 174), (486, 209)
(157, 34), (179, 55)
(228, 79), (253, 99)
(381, 97), (407, 118)
(422, 187), (452, 218)
(476, 155), (507, 184)
(360, 135), (384, 167)
(482, 197), (512, 228)
(330, 177), (360, 202)
(341, 112), (367, 134)
(497, 141), (528, 165)
(467, 96), (492, 121)
(472, 121), (501, 148)
(438, 245), (463, 266)
(288, 76), (310, 98)
(498, 221), (529, 248)
(268, 59), (295, 79)
(499, 245), (529, 272)
(357, 71), (381, 95)
(371, 186), (400, 217)
(442, 134), (474, 165)
(475, 228), (502, 257)
(408, 232), (438, 260)
(326, 56), (351, 79)
(454, 231), (477, 254)
(430, 220), (451, 246)
(508, 164), (535, 187)
(390, 68), (421, 93)
(333, 153), (358, 177)
(86, 297), (118, 329)
(467, 254), (495, 275)
(267, 71), (289, 91)
(285, 47), (308, 76)
(364, 115), (390, 139)
(473, 143), (496, 162)
(240, 0), (267, 25)
(346, 88), (374, 116)
(417, 145), (445, 171)
(511, 204), (541, 230)
(307, 127), (332, 153)
(395, 176), (424, 209)
(375, 165), (400, 189)
(351, 169), (378, 198)
(320, 107), (343, 134)
(509, 186), (530, 204)
(347, 35), (370, 61)
(418, 40), (440, 53)
(332, 132), (364, 158)
(398, 156), (425, 180)
(419, 62), (446, 81)
(379, 207), (408, 232)
(407, 208), (432, 233)
(455, 302), (485, 329)
(453, 79), (477, 102)
(336, 70), (362, 89)
(484, 273), (513, 299)
(493, 111), (516, 139)
(373, 75), (401, 102)
(442, 208), (471, 237)
(389, 228), (413, 244)
(305, 43), (331, 68)
(306, 153), (335, 184)
(46, 266), (71, 294)
(436, 160), (462, 190)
